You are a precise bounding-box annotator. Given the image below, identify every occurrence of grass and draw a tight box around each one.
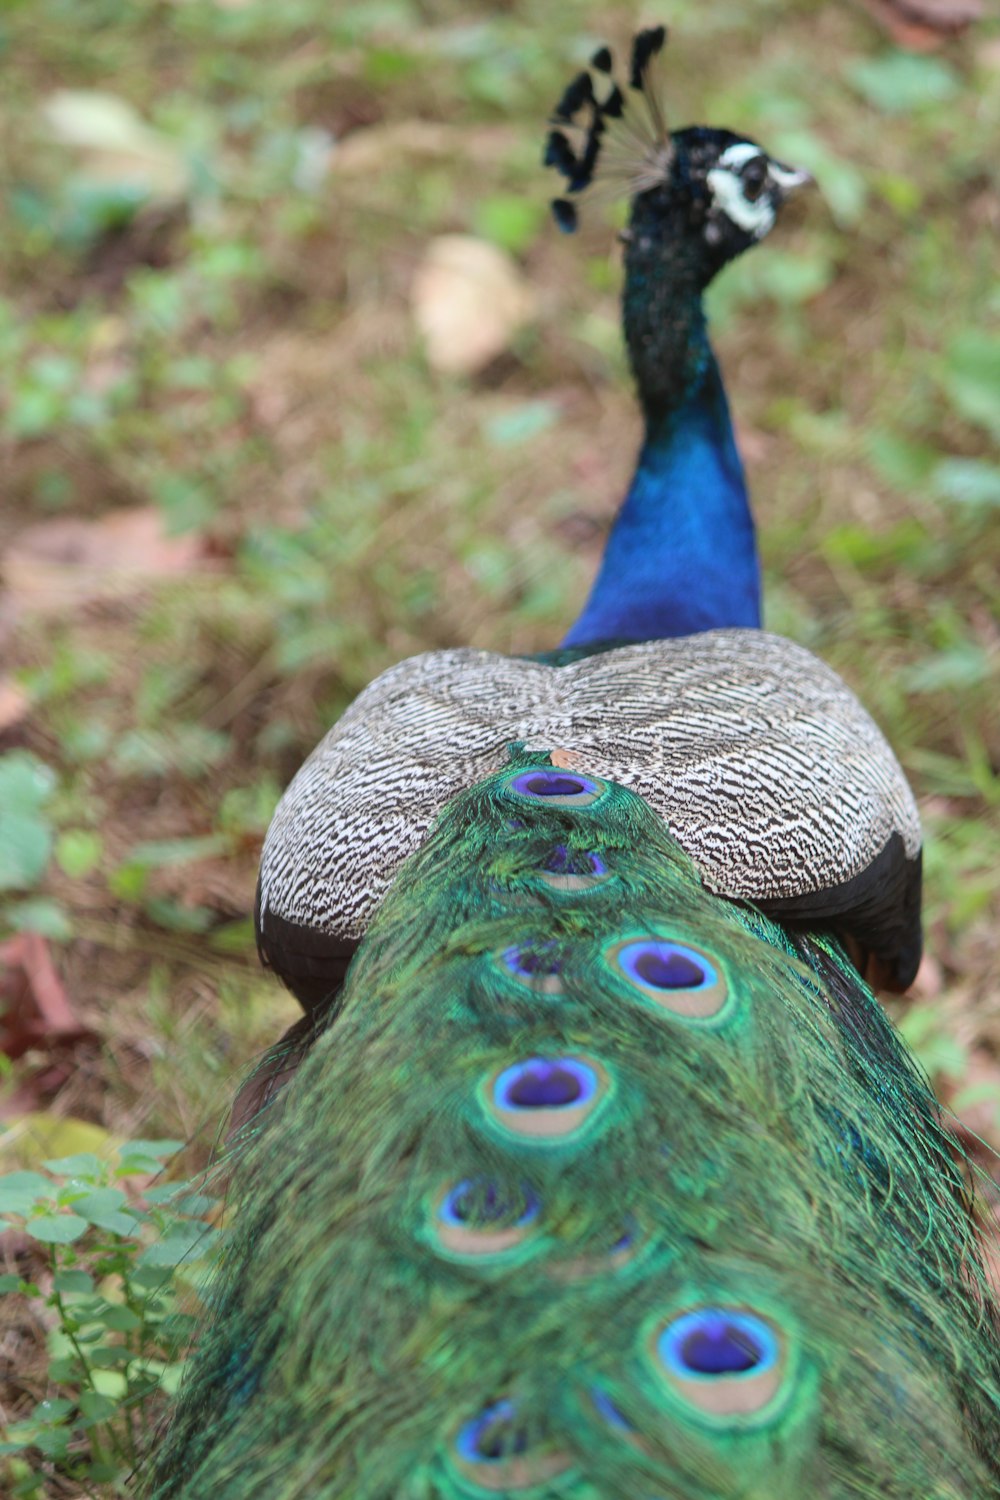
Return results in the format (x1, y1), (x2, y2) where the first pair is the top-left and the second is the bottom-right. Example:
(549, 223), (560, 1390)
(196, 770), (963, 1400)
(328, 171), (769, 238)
(0, 0), (998, 1491)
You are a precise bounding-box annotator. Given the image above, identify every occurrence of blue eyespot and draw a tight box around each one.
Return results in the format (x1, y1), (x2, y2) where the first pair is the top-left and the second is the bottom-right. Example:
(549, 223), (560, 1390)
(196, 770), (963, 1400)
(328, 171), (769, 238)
(495, 1058), (597, 1111)
(537, 844), (610, 892)
(607, 938), (729, 1021)
(658, 1309), (778, 1380)
(650, 1306), (789, 1422)
(456, 1401), (526, 1464)
(543, 845), (607, 877)
(439, 1179), (539, 1230)
(483, 1055), (611, 1144)
(451, 1402), (574, 1488)
(502, 943), (563, 987)
(618, 941), (714, 991)
(505, 769), (606, 808)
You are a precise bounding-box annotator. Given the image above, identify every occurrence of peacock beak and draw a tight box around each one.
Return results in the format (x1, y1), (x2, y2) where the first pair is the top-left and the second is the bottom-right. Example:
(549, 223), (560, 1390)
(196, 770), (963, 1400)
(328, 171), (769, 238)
(768, 160), (814, 200)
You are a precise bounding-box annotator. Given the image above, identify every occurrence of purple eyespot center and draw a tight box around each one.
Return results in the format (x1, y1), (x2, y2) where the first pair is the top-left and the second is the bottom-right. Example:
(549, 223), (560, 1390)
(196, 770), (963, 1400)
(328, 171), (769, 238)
(542, 845), (607, 877)
(503, 944), (561, 979)
(618, 941), (714, 991)
(495, 1057), (598, 1111)
(507, 769), (604, 804)
(660, 1309), (778, 1380)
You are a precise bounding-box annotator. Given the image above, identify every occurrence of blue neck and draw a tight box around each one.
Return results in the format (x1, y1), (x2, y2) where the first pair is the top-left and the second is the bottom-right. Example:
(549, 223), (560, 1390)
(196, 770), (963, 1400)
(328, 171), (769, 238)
(562, 346), (760, 647)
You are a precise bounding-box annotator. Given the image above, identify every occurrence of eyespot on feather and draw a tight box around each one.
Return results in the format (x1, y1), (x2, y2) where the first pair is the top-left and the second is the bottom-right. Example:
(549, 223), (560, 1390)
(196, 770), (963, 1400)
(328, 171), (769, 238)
(537, 844), (610, 893)
(499, 942), (565, 994)
(606, 937), (729, 1020)
(503, 768), (607, 808)
(431, 1178), (541, 1261)
(481, 1056), (611, 1144)
(450, 1401), (574, 1491)
(650, 1307), (787, 1422)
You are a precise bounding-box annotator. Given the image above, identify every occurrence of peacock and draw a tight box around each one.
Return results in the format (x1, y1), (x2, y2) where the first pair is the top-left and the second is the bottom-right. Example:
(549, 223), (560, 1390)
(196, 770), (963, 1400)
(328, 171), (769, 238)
(143, 28), (1000, 1498)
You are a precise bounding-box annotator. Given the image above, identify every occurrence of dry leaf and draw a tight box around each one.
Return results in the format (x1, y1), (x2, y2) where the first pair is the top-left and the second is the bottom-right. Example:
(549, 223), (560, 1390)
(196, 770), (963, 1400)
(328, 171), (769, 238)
(0, 679), (31, 734)
(42, 90), (190, 205)
(0, 1112), (119, 1161)
(0, 933), (93, 1060)
(412, 235), (535, 376)
(857, 0), (982, 49)
(1, 509), (208, 618)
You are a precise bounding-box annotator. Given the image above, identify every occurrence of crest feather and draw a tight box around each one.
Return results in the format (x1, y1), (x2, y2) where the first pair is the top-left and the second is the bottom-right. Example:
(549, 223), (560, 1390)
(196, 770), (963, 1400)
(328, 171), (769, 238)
(544, 25), (675, 232)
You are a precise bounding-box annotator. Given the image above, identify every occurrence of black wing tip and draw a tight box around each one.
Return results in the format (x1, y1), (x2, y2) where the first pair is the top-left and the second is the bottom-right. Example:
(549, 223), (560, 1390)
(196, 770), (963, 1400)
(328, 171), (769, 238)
(590, 44), (612, 72)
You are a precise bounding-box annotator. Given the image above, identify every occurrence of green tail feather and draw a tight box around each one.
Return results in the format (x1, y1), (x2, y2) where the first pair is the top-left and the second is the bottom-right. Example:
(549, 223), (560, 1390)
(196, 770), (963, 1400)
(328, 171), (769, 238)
(144, 750), (1000, 1497)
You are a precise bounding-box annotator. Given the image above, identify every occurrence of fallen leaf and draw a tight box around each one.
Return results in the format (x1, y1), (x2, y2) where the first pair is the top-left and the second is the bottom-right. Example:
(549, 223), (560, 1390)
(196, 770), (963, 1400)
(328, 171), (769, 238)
(412, 235), (535, 376)
(0, 1112), (118, 1163)
(42, 90), (189, 205)
(1, 509), (209, 619)
(856, 0), (982, 50)
(0, 933), (94, 1060)
(0, 679), (31, 735)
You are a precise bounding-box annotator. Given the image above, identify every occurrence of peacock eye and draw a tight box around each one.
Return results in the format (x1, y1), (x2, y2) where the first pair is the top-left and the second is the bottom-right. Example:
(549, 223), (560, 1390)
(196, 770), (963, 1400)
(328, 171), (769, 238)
(451, 1401), (573, 1489)
(538, 844), (610, 892)
(439, 1178), (539, 1230)
(652, 1307), (786, 1421)
(606, 938), (730, 1021)
(430, 1178), (541, 1262)
(483, 1055), (611, 1143)
(505, 768), (607, 808)
(501, 942), (564, 994)
(741, 156), (768, 202)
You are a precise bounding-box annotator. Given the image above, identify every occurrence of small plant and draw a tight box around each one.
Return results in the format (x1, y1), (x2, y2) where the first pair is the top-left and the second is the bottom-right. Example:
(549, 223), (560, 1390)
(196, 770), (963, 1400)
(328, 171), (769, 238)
(0, 1140), (220, 1498)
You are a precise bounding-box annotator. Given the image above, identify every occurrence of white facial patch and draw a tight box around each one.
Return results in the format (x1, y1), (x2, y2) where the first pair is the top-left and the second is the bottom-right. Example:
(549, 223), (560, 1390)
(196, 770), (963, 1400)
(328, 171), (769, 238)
(705, 142), (776, 239)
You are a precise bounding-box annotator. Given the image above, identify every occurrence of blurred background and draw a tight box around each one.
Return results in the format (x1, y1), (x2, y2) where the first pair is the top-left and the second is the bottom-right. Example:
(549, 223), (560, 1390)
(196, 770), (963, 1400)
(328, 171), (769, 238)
(0, 0), (998, 1475)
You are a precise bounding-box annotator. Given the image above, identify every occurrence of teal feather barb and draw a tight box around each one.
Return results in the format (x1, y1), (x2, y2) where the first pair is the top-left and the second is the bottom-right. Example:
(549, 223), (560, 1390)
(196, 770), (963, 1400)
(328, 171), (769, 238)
(144, 749), (1000, 1498)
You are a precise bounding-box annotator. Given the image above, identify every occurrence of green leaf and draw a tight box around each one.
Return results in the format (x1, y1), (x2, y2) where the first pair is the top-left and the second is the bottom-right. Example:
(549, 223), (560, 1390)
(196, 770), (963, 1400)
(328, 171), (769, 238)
(28, 1212), (88, 1244)
(3, 898), (73, 939)
(900, 645), (991, 694)
(139, 1222), (218, 1267)
(932, 458), (1000, 511)
(0, 815), (52, 893)
(43, 1152), (105, 1178)
(942, 333), (1000, 438)
(0, 1171), (52, 1214)
(55, 829), (103, 879)
(119, 1138), (184, 1160)
(31, 1397), (74, 1423)
(78, 1390), (117, 1422)
(0, 1273), (25, 1292)
(52, 1269), (95, 1294)
(70, 1188), (138, 1236)
(90, 1369), (128, 1398)
(846, 53), (959, 114)
(483, 400), (558, 448)
(99, 1302), (141, 1331)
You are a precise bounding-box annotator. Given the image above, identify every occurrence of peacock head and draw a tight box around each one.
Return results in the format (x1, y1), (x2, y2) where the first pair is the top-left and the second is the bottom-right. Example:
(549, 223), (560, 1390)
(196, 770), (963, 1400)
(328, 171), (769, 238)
(545, 26), (812, 288)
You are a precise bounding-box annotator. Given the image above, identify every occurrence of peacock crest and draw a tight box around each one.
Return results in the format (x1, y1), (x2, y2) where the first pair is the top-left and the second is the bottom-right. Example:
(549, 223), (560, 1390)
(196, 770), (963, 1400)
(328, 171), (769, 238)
(544, 25), (810, 248)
